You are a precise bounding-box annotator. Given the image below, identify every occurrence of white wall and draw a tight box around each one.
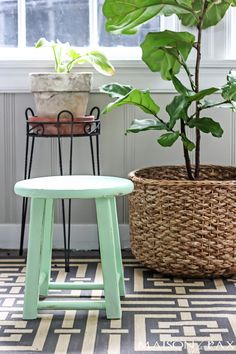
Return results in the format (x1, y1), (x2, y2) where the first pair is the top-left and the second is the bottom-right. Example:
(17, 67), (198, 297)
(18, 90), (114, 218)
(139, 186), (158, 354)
(0, 62), (235, 249)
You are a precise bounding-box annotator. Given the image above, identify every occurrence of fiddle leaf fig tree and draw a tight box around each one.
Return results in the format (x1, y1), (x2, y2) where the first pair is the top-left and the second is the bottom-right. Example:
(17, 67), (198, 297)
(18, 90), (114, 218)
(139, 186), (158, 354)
(101, 0), (236, 180)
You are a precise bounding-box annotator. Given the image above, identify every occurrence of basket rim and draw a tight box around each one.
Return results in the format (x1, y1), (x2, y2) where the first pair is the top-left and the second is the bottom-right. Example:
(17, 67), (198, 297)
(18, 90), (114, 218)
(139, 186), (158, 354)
(128, 165), (236, 186)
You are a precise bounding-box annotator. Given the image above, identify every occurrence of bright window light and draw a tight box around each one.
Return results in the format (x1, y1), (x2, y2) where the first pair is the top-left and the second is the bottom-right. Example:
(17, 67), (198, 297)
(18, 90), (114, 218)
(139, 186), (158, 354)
(0, 0), (234, 61)
(0, 0), (160, 60)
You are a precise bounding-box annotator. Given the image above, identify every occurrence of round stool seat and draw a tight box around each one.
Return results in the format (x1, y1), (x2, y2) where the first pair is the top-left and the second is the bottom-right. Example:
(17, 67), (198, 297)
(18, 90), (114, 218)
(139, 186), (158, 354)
(14, 175), (134, 199)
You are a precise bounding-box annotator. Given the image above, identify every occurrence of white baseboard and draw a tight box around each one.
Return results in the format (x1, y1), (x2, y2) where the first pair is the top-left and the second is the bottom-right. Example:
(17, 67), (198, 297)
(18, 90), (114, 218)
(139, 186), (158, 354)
(0, 224), (131, 250)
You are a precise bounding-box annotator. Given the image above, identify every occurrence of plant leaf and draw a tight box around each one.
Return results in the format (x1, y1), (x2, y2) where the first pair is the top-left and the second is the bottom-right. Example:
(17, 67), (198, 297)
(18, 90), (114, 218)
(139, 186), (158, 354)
(181, 134), (195, 151)
(102, 89), (160, 115)
(189, 117), (223, 137)
(169, 75), (218, 104)
(100, 83), (133, 98)
(171, 74), (192, 96)
(141, 30), (195, 80)
(222, 70), (236, 101)
(166, 95), (190, 128)
(126, 118), (167, 133)
(67, 48), (81, 60)
(188, 87), (219, 102)
(35, 37), (52, 48)
(103, 0), (194, 35)
(178, 0), (232, 29)
(158, 131), (180, 147)
(227, 70), (236, 83)
(201, 98), (235, 110)
(35, 37), (70, 72)
(72, 51), (115, 76)
(202, 1), (231, 29)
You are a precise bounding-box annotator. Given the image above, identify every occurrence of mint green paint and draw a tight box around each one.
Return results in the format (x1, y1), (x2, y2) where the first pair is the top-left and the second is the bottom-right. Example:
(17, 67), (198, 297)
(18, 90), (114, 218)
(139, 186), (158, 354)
(23, 198), (45, 320)
(14, 175), (134, 320)
(110, 197), (126, 297)
(48, 282), (104, 290)
(38, 300), (106, 310)
(14, 175), (134, 199)
(39, 199), (54, 297)
(96, 197), (121, 319)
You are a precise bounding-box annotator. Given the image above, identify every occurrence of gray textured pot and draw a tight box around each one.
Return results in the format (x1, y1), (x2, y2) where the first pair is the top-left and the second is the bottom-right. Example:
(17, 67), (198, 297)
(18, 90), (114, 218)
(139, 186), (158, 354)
(30, 72), (92, 118)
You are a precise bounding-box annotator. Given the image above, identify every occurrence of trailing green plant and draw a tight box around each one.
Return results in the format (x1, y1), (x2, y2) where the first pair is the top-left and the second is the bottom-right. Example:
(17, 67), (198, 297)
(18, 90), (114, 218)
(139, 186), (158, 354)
(35, 37), (115, 76)
(101, 0), (236, 180)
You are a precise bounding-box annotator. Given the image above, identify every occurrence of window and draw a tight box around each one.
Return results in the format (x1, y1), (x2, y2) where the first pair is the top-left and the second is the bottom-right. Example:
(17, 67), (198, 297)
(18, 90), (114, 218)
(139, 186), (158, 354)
(0, 0), (160, 50)
(0, 0), (18, 47)
(0, 0), (234, 61)
(97, 0), (160, 47)
(229, 7), (236, 59)
(25, 0), (89, 47)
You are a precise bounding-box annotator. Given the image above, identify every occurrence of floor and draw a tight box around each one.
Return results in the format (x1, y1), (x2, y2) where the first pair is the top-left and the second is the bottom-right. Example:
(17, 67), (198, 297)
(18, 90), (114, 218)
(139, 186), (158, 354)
(1, 250), (236, 354)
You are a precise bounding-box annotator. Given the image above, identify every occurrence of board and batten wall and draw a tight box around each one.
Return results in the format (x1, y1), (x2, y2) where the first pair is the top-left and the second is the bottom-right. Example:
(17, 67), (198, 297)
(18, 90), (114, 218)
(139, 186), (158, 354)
(0, 60), (236, 249)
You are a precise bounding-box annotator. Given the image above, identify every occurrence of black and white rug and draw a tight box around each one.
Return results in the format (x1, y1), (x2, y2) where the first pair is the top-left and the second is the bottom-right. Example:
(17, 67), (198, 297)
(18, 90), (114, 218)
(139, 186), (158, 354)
(1, 251), (236, 353)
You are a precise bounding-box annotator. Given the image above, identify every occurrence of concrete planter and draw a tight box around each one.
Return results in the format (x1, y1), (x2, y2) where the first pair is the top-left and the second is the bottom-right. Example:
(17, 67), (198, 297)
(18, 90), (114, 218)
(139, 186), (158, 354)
(30, 72), (92, 118)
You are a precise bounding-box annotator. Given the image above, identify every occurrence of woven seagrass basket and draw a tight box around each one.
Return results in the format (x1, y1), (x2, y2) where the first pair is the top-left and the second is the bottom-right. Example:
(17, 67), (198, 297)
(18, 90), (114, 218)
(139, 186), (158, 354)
(128, 165), (236, 277)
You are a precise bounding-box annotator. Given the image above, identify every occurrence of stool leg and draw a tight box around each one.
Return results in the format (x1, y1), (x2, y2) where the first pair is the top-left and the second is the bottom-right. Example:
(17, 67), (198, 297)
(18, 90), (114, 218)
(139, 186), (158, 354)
(95, 197), (121, 319)
(39, 199), (54, 298)
(23, 198), (46, 320)
(110, 197), (126, 297)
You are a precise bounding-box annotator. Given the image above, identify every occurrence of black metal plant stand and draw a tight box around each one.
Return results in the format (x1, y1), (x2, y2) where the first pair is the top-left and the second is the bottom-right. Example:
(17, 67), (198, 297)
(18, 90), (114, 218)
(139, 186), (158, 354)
(19, 106), (101, 272)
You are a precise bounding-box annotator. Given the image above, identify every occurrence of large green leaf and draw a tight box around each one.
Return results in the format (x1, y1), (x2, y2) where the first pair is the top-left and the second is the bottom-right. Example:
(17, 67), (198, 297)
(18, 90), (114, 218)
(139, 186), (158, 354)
(171, 75), (218, 101)
(171, 75), (192, 96)
(202, 1), (231, 29)
(166, 95), (190, 128)
(181, 135), (195, 151)
(141, 30), (195, 80)
(100, 83), (133, 98)
(178, 0), (232, 29)
(222, 71), (236, 101)
(126, 118), (166, 133)
(188, 87), (219, 102)
(165, 89), (219, 130)
(103, 0), (193, 35)
(189, 117), (223, 137)
(72, 51), (115, 76)
(158, 131), (180, 147)
(102, 89), (160, 115)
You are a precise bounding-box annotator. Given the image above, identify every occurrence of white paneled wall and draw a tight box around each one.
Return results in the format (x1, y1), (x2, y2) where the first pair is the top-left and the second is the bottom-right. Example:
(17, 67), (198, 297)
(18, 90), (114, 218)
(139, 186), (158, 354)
(0, 89), (235, 249)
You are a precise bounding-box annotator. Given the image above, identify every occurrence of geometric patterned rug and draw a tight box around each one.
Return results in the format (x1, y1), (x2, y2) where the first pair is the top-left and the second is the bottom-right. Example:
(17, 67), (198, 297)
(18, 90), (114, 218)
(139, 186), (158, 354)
(1, 251), (236, 353)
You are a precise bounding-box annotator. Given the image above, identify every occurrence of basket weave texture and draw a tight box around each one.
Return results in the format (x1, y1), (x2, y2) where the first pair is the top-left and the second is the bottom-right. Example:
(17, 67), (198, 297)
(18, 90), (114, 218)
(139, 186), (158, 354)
(128, 165), (236, 277)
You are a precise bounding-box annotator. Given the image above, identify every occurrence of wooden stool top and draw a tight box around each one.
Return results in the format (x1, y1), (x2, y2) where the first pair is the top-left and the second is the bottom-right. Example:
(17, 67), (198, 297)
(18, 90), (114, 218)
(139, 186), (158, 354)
(14, 175), (134, 199)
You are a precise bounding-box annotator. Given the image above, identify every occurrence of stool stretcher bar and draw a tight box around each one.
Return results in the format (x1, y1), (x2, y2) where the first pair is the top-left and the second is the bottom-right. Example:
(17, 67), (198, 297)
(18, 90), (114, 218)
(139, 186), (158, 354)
(48, 282), (104, 290)
(38, 300), (106, 310)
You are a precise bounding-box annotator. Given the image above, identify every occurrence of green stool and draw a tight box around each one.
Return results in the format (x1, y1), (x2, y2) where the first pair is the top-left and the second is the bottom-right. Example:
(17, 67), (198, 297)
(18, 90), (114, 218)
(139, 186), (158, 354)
(14, 175), (134, 320)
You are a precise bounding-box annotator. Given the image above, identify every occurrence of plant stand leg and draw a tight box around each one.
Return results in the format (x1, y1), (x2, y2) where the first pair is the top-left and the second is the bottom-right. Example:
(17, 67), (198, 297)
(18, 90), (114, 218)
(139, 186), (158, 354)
(57, 134), (70, 272)
(96, 135), (100, 175)
(89, 136), (96, 175)
(19, 136), (35, 255)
